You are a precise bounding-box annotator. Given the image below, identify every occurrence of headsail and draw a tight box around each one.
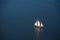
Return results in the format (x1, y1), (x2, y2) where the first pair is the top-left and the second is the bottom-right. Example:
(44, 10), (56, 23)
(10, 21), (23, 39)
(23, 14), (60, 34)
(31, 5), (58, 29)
(34, 21), (37, 26)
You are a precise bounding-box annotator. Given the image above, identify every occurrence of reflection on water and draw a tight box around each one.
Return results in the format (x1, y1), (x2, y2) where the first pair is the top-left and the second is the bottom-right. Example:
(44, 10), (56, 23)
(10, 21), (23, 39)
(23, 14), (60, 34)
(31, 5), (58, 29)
(35, 27), (43, 33)
(34, 27), (43, 40)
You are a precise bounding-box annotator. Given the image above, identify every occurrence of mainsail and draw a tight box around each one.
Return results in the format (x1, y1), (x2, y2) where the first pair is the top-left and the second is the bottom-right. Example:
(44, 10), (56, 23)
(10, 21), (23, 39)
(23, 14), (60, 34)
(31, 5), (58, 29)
(34, 20), (43, 27)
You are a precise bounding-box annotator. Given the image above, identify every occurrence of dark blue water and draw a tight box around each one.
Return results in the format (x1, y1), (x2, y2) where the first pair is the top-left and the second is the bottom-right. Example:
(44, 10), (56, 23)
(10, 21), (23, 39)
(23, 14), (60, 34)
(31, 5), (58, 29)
(0, 0), (60, 40)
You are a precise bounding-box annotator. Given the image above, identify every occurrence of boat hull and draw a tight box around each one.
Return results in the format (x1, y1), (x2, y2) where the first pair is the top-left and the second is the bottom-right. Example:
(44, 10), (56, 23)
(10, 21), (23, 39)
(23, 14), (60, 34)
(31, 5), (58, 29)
(35, 26), (43, 28)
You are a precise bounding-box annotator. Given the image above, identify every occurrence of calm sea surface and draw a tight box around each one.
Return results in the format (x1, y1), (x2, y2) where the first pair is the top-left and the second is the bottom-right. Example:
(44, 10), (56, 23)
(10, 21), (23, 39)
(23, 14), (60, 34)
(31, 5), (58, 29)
(1, 0), (60, 40)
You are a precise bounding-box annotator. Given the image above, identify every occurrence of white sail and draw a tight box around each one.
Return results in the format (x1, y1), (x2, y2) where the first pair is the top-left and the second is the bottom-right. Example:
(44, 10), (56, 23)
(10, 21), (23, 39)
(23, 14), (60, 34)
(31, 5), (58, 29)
(34, 21), (37, 26)
(37, 20), (40, 27)
(41, 22), (43, 27)
(34, 20), (43, 27)
(34, 20), (40, 27)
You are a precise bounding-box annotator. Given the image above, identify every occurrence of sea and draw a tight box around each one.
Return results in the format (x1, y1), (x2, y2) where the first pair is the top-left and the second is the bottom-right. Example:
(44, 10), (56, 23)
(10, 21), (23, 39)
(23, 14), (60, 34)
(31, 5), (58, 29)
(0, 0), (60, 40)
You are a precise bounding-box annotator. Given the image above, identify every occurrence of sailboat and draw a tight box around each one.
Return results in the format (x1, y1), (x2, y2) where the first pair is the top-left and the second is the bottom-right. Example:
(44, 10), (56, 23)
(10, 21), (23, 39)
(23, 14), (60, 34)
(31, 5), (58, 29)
(34, 20), (43, 28)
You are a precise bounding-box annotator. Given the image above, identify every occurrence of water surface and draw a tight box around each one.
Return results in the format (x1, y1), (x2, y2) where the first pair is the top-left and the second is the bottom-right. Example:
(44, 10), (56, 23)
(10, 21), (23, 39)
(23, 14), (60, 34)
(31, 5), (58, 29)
(0, 0), (60, 40)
